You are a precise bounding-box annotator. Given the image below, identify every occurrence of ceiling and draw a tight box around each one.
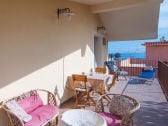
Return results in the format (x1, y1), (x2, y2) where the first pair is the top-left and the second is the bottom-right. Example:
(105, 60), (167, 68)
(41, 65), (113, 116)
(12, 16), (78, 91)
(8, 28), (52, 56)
(69, 0), (164, 41)
(69, 0), (114, 5)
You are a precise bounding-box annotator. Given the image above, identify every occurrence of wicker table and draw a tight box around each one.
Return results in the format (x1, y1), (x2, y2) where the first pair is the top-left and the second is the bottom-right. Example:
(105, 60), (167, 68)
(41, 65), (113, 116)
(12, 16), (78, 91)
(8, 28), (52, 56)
(61, 109), (107, 126)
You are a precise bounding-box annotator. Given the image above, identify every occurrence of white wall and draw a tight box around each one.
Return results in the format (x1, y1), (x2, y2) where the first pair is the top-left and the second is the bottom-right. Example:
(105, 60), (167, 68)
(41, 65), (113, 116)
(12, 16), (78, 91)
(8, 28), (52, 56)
(0, 0), (102, 125)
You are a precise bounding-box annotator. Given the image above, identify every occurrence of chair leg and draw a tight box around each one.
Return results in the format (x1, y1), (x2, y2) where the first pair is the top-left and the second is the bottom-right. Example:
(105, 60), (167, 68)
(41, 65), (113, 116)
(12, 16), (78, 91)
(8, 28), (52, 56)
(86, 92), (90, 105)
(74, 91), (96, 108)
(56, 117), (58, 126)
(116, 74), (119, 81)
(74, 92), (85, 108)
(124, 75), (127, 80)
(131, 119), (133, 126)
(98, 92), (111, 103)
(87, 93), (96, 105)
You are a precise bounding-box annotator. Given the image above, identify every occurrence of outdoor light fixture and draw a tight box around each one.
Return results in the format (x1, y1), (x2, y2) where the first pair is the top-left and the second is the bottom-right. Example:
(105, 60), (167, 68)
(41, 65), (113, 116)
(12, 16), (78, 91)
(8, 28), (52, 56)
(97, 26), (106, 34)
(57, 8), (75, 21)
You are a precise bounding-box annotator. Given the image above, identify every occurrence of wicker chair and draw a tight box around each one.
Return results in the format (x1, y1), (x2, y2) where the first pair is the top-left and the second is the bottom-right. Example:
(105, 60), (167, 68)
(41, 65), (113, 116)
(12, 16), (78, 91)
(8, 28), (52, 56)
(95, 93), (140, 126)
(2, 89), (59, 126)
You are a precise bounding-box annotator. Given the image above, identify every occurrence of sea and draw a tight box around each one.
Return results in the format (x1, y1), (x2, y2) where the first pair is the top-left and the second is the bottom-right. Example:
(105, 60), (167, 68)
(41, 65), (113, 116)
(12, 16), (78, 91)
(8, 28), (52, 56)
(110, 52), (146, 60)
(121, 52), (145, 59)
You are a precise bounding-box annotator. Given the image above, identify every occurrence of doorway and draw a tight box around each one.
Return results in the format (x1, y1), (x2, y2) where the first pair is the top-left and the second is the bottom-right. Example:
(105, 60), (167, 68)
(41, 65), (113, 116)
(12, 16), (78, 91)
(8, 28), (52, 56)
(94, 35), (108, 68)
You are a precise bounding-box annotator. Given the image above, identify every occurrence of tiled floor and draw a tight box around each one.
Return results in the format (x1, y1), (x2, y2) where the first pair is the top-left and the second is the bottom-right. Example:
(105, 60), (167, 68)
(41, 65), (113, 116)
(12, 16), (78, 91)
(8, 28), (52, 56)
(124, 78), (168, 126)
(58, 77), (168, 126)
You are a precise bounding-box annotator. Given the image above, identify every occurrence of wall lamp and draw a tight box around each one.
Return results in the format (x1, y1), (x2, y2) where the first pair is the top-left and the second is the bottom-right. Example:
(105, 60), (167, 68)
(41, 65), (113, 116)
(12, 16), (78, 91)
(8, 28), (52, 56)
(97, 26), (106, 32)
(97, 26), (106, 34)
(57, 8), (75, 21)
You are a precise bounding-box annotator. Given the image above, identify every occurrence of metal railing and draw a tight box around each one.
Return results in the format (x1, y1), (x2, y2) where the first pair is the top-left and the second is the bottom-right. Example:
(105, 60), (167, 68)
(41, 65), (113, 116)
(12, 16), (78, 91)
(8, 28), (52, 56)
(158, 61), (168, 99)
(109, 59), (168, 99)
(115, 58), (158, 77)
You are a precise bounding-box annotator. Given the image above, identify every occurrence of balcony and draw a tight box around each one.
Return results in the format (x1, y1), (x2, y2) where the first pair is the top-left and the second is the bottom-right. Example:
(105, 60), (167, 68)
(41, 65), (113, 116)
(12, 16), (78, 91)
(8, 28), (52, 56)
(58, 60), (168, 126)
(0, 0), (166, 125)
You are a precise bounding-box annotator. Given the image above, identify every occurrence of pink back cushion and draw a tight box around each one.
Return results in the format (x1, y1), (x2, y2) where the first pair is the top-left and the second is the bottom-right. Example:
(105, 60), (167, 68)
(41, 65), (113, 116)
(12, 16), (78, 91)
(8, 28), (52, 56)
(17, 93), (43, 113)
(25, 105), (59, 126)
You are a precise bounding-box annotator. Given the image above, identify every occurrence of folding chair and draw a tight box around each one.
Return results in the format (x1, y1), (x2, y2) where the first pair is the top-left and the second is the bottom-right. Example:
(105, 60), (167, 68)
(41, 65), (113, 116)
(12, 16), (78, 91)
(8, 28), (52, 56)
(72, 74), (95, 108)
(105, 61), (128, 80)
(139, 66), (156, 82)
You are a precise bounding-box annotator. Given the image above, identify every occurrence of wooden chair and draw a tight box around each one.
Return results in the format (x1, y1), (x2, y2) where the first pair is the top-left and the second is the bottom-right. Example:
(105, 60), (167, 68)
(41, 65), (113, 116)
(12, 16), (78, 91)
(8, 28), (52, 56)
(95, 67), (107, 74)
(95, 93), (140, 126)
(105, 73), (118, 92)
(72, 74), (95, 108)
(98, 73), (118, 103)
(92, 73), (118, 103)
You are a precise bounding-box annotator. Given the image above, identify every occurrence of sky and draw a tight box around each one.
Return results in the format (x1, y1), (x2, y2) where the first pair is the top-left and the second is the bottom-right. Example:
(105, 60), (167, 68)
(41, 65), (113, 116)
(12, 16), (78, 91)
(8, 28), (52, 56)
(108, 0), (168, 53)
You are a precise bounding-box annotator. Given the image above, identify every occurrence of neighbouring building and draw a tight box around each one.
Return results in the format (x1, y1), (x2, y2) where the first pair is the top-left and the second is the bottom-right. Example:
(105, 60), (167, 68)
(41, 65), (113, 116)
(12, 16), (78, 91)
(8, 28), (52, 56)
(143, 41), (168, 61)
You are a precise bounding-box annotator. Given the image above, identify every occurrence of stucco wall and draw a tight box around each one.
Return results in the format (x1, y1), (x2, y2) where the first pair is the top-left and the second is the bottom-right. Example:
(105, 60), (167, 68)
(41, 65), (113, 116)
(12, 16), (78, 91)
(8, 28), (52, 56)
(146, 46), (168, 61)
(0, 0), (102, 125)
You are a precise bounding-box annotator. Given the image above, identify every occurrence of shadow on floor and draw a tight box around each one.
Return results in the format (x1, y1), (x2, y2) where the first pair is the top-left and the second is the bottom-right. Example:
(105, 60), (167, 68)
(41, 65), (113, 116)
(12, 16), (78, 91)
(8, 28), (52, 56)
(134, 101), (168, 126)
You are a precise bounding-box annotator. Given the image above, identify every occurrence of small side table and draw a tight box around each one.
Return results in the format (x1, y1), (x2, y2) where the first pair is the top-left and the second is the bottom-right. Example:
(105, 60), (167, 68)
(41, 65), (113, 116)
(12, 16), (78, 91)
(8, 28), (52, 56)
(61, 109), (107, 126)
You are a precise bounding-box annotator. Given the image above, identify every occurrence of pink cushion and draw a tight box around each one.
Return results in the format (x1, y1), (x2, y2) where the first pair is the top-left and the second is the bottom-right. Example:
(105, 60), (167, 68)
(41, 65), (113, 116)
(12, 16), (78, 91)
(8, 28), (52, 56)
(25, 105), (59, 126)
(17, 93), (43, 113)
(99, 112), (121, 126)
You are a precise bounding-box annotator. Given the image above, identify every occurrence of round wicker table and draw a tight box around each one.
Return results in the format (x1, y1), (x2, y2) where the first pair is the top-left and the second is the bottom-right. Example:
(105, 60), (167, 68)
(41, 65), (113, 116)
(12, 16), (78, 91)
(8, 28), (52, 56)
(61, 109), (107, 126)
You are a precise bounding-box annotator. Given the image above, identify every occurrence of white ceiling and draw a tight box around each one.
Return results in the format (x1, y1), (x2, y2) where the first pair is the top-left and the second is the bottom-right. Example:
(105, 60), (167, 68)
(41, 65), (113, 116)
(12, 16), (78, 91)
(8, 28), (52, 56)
(100, 3), (160, 41)
(69, 0), (164, 41)
(69, 0), (114, 5)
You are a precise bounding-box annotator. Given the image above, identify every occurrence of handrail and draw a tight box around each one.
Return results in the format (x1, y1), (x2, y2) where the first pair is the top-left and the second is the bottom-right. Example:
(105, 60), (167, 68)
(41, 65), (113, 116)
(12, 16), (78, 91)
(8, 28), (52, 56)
(106, 59), (158, 77)
(158, 60), (168, 100)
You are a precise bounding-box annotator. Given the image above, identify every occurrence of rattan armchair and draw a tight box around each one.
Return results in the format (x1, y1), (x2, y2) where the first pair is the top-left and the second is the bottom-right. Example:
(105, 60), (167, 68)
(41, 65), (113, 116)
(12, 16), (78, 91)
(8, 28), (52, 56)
(2, 89), (59, 126)
(95, 93), (140, 126)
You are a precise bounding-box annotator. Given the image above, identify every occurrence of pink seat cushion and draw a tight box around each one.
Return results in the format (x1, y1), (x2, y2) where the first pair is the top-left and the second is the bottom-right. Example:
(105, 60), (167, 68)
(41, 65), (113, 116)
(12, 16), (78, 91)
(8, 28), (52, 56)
(99, 112), (121, 126)
(25, 105), (59, 126)
(17, 93), (43, 113)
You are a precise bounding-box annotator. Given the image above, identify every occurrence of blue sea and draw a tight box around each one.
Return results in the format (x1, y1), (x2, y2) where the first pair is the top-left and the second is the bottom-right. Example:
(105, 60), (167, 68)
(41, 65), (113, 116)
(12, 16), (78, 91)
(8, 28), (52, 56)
(119, 52), (146, 59)
(108, 40), (146, 60)
(109, 52), (146, 60)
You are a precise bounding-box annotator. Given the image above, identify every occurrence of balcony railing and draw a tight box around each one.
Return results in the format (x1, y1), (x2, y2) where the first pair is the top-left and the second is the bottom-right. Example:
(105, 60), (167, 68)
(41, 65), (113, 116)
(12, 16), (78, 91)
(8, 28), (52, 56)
(158, 61), (168, 99)
(115, 58), (158, 77)
(112, 59), (168, 99)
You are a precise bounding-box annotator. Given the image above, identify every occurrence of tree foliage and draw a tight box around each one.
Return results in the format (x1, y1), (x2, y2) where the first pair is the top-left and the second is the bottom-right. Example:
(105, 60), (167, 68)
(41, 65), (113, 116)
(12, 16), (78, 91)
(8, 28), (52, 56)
(108, 52), (121, 60)
(114, 52), (121, 59)
(108, 53), (113, 59)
